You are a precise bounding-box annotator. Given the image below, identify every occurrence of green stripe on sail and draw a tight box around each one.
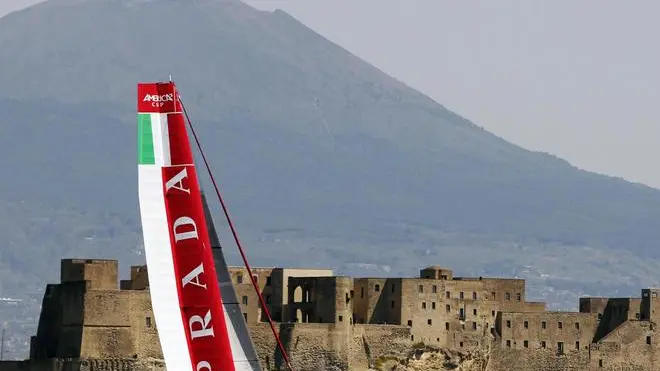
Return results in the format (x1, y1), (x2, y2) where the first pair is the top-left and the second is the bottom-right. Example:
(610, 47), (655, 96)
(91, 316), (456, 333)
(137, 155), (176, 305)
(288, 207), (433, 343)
(138, 114), (155, 165)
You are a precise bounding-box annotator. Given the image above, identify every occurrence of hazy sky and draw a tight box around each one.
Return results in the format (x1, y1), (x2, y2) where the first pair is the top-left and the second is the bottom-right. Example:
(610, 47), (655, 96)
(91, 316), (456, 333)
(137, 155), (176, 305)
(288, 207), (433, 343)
(3, 0), (659, 188)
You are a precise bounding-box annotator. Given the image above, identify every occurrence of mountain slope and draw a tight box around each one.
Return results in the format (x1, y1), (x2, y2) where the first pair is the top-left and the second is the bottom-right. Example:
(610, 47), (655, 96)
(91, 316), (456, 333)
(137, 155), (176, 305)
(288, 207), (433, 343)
(0, 0), (659, 321)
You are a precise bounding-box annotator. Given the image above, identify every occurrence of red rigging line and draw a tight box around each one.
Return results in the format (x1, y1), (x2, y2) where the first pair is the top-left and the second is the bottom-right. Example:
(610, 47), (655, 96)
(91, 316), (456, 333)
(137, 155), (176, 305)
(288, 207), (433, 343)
(178, 97), (296, 371)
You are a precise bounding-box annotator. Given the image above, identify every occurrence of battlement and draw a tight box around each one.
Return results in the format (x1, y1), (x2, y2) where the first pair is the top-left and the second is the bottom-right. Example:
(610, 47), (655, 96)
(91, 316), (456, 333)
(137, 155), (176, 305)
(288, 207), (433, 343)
(60, 259), (118, 290)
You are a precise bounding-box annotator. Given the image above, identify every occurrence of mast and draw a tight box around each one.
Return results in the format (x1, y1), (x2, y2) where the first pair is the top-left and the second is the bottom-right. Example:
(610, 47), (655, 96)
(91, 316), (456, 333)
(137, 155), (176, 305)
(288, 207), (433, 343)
(137, 82), (261, 371)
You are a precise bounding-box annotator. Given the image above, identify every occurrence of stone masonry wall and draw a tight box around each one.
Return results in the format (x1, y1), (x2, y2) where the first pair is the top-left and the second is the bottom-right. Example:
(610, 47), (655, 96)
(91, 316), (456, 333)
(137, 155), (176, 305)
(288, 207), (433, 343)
(350, 324), (412, 370)
(486, 346), (590, 371)
(249, 322), (351, 371)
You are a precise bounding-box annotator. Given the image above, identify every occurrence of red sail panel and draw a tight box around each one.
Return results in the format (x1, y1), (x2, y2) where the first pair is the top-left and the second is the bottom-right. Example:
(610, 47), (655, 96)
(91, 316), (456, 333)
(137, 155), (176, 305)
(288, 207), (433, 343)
(162, 164), (236, 371)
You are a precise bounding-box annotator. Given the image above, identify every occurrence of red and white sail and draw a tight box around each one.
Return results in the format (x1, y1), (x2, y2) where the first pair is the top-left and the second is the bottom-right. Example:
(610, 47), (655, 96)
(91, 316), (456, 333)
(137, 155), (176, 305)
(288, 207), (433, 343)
(137, 82), (262, 371)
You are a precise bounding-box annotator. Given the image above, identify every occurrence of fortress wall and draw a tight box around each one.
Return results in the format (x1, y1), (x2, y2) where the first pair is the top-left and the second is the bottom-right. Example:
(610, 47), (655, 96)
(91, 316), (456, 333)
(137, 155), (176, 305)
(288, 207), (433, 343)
(80, 328), (134, 359)
(358, 324), (411, 359)
(126, 293), (160, 359)
(249, 322), (350, 371)
(590, 321), (659, 371)
(82, 291), (132, 327)
(486, 347), (590, 371)
(498, 311), (598, 352)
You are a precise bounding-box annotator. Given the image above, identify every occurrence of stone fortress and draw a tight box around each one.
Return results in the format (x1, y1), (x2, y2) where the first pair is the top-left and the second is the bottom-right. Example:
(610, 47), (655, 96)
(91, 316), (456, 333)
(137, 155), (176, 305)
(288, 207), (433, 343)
(1, 258), (659, 371)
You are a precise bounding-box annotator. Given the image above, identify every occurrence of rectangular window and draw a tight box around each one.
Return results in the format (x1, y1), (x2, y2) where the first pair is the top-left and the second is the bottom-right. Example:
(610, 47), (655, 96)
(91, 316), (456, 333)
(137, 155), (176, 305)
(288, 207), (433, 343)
(392, 284), (395, 293)
(391, 300), (395, 309)
(516, 293), (521, 301)
(428, 319), (432, 325)
(419, 285), (424, 293)
(266, 276), (272, 286)
(460, 291), (464, 299)
(542, 321), (547, 329)
(422, 302), (427, 309)
(523, 340), (528, 348)
(242, 296), (248, 305)
(524, 321), (528, 329)
(432, 302), (436, 310)
(432, 285), (437, 293)
(146, 317), (152, 327)
(446, 291), (451, 299)
(558, 322), (563, 329)
(575, 341), (580, 350)
(575, 322), (580, 330)
(446, 304), (451, 313)
(506, 320), (511, 328)
(505, 292), (511, 300)
(473, 292), (477, 300)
